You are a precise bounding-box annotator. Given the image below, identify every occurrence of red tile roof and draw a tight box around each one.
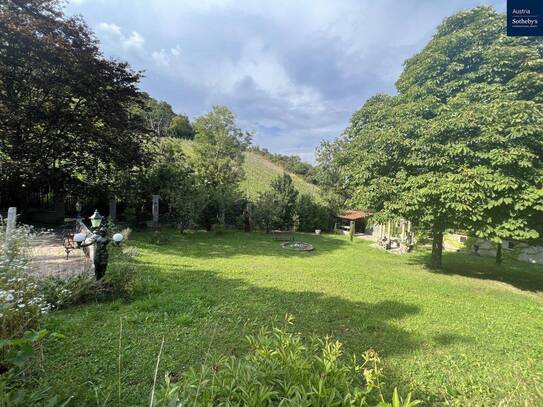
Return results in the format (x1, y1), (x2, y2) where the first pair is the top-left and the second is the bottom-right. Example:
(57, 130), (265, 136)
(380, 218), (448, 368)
(337, 210), (372, 220)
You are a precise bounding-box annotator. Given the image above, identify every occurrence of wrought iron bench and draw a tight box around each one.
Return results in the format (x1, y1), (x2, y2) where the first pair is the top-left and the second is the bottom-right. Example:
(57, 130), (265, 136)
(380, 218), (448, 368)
(272, 230), (294, 241)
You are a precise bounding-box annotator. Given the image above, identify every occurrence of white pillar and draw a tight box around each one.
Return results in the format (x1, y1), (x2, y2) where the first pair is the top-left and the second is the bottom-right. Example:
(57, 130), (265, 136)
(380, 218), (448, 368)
(4, 207), (16, 254)
(152, 195), (160, 226)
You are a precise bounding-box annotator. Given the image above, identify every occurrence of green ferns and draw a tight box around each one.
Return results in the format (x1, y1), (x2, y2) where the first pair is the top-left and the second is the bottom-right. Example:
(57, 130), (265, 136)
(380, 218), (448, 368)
(155, 318), (418, 406)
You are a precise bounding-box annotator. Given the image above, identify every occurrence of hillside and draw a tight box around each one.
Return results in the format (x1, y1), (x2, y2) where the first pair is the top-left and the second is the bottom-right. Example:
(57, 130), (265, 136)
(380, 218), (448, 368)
(175, 139), (321, 201)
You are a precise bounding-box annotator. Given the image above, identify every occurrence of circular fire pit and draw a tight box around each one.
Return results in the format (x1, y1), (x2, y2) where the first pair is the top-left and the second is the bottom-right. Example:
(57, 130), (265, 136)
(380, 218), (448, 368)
(281, 241), (314, 251)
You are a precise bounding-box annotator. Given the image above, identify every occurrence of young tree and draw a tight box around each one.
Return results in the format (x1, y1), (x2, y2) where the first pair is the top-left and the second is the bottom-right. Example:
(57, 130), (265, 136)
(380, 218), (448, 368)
(192, 106), (251, 227)
(168, 114), (195, 139)
(337, 6), (543, 268)
(150, 139), (201, 232)
(140, 94), (177, 137)
(0, 0), (149, 197)
(315, 139), (350, 213)
(270, 173), (299, 230)
(254, 190), (280, 233)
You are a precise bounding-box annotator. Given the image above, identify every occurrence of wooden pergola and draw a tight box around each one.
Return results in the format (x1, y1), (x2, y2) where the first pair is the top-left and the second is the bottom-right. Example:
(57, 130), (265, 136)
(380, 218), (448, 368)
(336, 210), (372, 235)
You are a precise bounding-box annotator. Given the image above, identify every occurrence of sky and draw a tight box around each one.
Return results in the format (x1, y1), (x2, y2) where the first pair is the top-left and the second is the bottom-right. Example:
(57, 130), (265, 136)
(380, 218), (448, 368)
(66, 0), (504, 163)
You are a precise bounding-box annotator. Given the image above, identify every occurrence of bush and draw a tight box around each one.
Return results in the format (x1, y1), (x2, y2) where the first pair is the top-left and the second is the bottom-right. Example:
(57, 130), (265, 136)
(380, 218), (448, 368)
(38, 274), (95, 309)
(154, 318), (419, 406)
(296, 193), (333, 232)
(0, 221), (50, 340)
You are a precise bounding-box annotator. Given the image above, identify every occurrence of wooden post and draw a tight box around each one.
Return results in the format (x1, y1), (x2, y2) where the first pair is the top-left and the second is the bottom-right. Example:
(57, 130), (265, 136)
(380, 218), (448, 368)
(349, 220), (355, 242)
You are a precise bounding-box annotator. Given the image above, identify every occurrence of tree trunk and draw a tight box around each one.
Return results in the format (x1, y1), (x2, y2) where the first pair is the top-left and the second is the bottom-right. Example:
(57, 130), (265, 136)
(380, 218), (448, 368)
(430, 229), (444, 269)
(496, 243), (502, 264)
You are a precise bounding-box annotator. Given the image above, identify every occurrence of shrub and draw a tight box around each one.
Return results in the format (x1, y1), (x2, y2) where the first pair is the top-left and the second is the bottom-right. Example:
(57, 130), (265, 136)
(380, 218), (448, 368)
(154, 318), (419, 406)
(296, 193), (333, 232)
(0, 221), (50, 340)
(38, 274), (94, 309)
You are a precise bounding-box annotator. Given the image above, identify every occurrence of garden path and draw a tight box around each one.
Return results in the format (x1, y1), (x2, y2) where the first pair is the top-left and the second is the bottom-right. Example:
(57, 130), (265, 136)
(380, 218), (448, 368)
(28, 233), (90, 278)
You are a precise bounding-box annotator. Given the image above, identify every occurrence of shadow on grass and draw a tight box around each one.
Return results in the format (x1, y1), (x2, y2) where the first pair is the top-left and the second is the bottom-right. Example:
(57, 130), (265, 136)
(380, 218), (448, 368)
(408, 249), (543, 293)
(132, 229), (349, 259)
(38, 248), (477, 405)
(130, 261), (473, 359)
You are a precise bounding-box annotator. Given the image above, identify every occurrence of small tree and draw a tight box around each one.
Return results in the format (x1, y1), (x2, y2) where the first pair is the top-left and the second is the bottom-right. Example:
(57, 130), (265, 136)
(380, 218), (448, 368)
(192, 106), (251, 228)
(169, 114), (195, 139)
(140, 94), (176, 137)
(254, 191), (280, 233)
(151, 140), (202, 232)
(270, 174), (299, 230)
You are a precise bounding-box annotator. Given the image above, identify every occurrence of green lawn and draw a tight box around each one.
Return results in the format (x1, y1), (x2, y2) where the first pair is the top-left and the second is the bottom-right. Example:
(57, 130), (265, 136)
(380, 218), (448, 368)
(36, 231), (543, 405)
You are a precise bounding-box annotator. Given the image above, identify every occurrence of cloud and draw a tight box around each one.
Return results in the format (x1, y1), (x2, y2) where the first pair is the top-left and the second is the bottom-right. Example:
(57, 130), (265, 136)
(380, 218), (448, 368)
(68, 0), (505, 163)
(125, 31), (145, 49)
(96, 22), (144, 51)
(151, 45), (182, 67)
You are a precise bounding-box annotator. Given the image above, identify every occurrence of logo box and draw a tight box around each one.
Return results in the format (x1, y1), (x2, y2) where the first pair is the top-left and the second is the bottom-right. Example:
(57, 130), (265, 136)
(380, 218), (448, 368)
(507, 0), (542, 36)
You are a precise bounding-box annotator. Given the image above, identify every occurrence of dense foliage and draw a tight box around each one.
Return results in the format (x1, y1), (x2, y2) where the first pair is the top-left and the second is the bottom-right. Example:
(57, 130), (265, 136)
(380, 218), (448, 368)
(138, 93), (194, 139)
(156, 319), (418, 406)
(333, 7), (543, 267)
(0, 0), (149, 197)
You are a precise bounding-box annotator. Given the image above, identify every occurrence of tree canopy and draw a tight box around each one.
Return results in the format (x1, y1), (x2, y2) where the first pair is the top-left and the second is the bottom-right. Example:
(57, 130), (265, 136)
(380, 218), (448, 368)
(0, 0), (149, 195)
(335, 6), (543, 268)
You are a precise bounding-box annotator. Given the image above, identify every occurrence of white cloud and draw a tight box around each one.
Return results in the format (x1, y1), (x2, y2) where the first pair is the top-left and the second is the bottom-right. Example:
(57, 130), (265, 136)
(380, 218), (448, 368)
(96, 22), (144, 50)
(151, 45), (182, 67)
(125, 31), (145, 49)
(97, 22), (122, 37)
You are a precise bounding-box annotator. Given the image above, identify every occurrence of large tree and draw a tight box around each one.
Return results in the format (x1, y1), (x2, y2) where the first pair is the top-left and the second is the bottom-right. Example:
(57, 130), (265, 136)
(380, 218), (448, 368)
(338, 6), (543, 268)
(192, 105), (251, 227)
(0, 0), (149, 199)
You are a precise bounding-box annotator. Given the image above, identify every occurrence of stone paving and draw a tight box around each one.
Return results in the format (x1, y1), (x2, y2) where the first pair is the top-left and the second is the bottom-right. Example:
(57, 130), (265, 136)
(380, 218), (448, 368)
(28, 233), (91, 279)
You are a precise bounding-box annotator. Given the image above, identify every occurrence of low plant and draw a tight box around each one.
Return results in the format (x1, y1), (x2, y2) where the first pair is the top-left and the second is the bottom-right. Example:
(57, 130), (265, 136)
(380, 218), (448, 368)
(154, 317), (419, 406)
(0, 221), (50, 340)
(38, 274), (95, 309)
(0, 329), (69, 407)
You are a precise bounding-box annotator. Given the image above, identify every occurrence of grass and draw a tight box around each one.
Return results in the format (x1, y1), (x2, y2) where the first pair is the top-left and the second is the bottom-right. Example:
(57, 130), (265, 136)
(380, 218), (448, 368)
(176, 139), (321, 200)
(33, 230), (543, 405)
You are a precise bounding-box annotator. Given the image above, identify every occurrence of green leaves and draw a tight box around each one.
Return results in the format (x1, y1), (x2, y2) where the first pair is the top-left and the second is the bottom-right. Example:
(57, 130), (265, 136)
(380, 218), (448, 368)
(332, 6), (543, 264)
(154, 319), (417, 406)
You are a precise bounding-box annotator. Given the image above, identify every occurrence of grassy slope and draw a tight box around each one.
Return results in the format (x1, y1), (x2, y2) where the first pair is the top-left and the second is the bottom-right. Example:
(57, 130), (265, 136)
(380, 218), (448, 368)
(176, 139), (321, 200)
(38, 231), (543, 405)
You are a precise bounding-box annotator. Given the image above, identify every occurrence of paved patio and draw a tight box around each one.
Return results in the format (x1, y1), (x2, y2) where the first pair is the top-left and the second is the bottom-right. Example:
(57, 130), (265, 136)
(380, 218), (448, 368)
(28, 232), (91, 279)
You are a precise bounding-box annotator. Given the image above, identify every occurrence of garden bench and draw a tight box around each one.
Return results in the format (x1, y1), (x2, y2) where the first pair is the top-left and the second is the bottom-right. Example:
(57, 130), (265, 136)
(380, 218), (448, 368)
(272, 230), (294, 241)
(62, 225), (77, 259)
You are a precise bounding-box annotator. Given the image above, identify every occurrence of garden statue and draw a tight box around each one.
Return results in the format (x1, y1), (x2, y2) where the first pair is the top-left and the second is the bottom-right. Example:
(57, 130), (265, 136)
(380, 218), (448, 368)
(78, 225), (110, 280)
